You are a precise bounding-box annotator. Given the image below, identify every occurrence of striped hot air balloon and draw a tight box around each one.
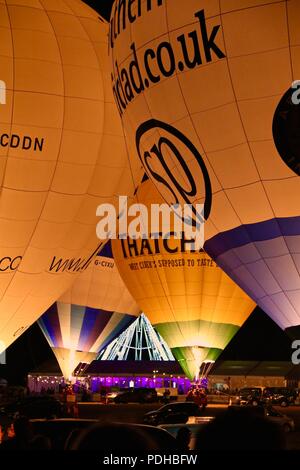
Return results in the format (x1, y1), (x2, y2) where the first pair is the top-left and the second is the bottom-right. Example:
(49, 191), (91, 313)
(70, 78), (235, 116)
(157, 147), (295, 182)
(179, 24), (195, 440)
(112, 180), (255, 380)
(38, 242), (139, 379)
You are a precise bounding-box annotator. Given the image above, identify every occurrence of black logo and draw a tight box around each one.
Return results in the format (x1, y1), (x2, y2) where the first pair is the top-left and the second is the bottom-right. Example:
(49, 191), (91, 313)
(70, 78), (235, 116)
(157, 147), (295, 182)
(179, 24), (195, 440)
(273, 86), (300, 176)
(135, 119), (212, 225)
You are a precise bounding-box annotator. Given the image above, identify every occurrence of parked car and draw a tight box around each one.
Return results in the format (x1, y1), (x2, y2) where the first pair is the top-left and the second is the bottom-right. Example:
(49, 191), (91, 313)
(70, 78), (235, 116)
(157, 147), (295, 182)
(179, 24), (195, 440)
(66, 422), (178, 451)
(114, 388), (158, 404)
(143, 401), (200, 426)
(235, 387), (265, 406)
(229, 405), (295, 433)
(236, 387), (298, 407)
(160, 418), (214, 450)
(111, 423), (178, 451)
(0, 395), (63, 420)
(264, 406), (295, 432)
(262, 387), (297, 407)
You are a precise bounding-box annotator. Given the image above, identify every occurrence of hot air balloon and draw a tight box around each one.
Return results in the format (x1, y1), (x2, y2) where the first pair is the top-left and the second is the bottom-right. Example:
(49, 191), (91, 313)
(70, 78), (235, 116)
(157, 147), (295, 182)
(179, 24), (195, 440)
(0, 0), (134, 352)
(112, 180), (255, 380)
(38, 241), (139, 379)
(109, 0), (300, 339)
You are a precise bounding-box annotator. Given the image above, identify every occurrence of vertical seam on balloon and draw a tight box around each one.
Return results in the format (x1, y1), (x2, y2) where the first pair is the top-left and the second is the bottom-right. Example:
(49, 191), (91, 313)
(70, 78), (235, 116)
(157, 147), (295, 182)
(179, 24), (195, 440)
(59, 0), (107, 248)
(217, 0), (296, 328)
(76, 5), (134, 201)
(44, 1), (106, 276)
(282, 0), (300, 324)
(56, 301), (68, 349)
(162, 1), (286, 362)
(161, 7), (226, 235)
(72, 5), (140, 307)
(0, 2), (56, 337)
(163, 0), (245, 364)
(0, 2), (70, 339)
(111, 10), (183, 360)
(0, 1), (15, 193)
(110, 1), (150, 210)
(0, 3), (28, 340)
(137, 2), (205, 371)
(129, 188), (208, 374)
(285, 0), (294, 80)
(57, 301), (65, 348)
(123, 0), (215, 376)
(163, 1), (223, 365)
(210, 0), (292, 328)
(49, 2), (108, 287)
(218, 1), (279, 213)
(211, 262), (230, 361)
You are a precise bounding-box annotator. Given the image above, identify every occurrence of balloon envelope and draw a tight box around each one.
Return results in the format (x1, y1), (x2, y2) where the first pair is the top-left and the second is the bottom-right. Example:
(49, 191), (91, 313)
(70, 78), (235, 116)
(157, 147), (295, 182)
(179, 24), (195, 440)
(0, 1), (134, 351)
(39, 241), (139, 379)
(112, 181), (255, 379)
(109, 0), (300, 338)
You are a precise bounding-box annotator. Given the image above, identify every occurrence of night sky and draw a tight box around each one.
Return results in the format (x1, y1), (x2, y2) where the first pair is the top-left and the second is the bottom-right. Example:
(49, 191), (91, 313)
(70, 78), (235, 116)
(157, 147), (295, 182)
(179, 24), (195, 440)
(84, 1), (113, 21)
(0, 1), (294, 385)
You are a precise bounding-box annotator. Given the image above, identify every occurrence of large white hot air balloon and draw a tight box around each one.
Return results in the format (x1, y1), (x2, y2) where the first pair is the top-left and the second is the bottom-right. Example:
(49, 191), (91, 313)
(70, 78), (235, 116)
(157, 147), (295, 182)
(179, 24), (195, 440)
(108, 0), (300, 339)
(0, 0), (134, 351)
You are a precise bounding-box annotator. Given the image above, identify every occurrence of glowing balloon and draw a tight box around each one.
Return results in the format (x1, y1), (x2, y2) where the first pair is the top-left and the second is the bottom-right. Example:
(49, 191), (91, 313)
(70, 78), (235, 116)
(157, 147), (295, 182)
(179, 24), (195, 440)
(109, 0), (300, 338)
(112, 180), (254, 379)
(38, 241), (139, 379)
(0, 1), (134, 350)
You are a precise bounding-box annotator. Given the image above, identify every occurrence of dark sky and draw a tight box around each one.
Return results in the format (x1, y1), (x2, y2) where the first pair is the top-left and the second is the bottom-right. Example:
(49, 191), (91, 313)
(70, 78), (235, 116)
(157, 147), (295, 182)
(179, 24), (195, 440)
(0, 1), (293, 385)
(83, 1), (113, 20)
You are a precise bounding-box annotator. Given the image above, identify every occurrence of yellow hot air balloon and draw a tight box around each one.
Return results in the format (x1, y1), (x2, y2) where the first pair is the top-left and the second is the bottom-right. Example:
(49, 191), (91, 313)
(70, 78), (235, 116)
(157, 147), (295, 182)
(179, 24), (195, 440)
(109, 0), (300, 339)
(0, 1), (134, 352)
(112, 180), (255, 379)
(38, 242), (139, 379)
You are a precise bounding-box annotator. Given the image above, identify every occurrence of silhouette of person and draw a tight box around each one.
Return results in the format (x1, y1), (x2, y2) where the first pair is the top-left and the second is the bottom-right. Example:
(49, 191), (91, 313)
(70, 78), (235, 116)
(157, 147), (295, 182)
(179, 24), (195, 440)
(195, 406), (286, 451)
(0, 416), (33, 450)
(176, 427), (191, 451)
(70, 422), (176, 451)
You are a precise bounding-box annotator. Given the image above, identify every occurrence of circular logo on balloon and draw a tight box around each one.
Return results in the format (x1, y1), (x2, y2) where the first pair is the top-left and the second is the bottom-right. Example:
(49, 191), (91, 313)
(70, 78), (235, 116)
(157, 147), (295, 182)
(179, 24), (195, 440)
(135, 120), (212, 225)
(273, 84), (300, 176)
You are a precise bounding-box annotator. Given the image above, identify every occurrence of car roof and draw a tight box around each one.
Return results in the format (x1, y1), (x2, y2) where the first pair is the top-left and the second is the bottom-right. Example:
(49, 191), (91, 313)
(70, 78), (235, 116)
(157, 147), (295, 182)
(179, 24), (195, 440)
(112, 423), (177, 449)
(240, 387), (263, 390)
(159, 422), (211, 432)
(163, 401), (196, 405)
(157, 401), (197, 410)
(30, 418), (98, 423)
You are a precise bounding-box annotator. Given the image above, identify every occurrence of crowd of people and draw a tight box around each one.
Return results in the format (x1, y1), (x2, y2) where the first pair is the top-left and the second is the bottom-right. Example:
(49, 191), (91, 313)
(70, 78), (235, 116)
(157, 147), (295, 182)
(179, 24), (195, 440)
(0, 405), (287, 451)
(186, 387), (208, 410)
